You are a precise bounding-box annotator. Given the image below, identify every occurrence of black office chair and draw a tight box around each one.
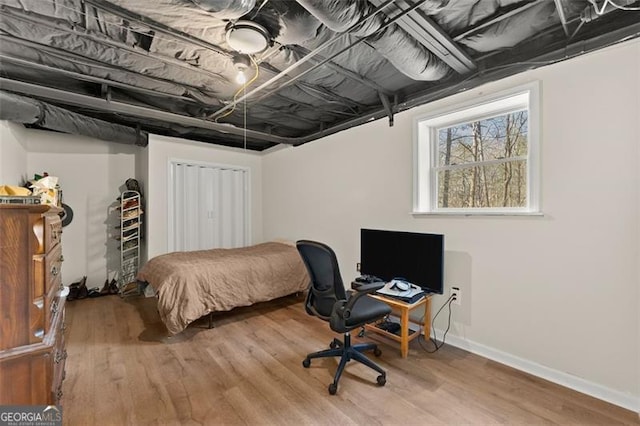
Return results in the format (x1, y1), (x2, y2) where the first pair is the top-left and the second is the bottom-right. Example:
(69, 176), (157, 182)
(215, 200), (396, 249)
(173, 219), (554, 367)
(296, 240), (392, 395)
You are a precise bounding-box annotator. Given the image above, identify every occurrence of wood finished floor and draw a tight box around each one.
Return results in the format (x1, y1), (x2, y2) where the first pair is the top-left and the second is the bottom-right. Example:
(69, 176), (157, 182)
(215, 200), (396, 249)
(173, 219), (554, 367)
(62, 295), (638, 425)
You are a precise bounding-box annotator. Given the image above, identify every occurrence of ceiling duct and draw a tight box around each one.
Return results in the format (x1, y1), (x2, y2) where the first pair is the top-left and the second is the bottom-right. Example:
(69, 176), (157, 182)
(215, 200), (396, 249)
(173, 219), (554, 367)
(0, 91), (148, 146)
(295, 0), (451, 81)
(189, 0), (257, 19)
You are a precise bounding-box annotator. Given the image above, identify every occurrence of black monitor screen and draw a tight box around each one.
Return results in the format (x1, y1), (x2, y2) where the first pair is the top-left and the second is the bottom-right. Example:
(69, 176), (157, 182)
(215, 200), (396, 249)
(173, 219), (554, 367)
(360, 229), (444, 294)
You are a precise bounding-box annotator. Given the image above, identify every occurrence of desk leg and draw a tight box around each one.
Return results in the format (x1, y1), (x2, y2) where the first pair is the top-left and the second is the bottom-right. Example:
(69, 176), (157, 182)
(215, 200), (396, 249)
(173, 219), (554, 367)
(423, 297), (431, 340)
(400, 306), (409, 358)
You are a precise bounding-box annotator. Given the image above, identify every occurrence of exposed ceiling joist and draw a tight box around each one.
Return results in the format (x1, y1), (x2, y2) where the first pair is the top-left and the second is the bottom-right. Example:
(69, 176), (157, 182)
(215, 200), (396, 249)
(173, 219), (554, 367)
(0, 0), (638, 151)
(0, 52), (197, 104)
(287, 45), (394, 97)
(452, 0), (548, 42)
(553, 0), (572, 37)
(209, 0), (422, 120)
(369, 0), (476, 74)
(0, 78), (291, 145)
(82, 0), (365, 116)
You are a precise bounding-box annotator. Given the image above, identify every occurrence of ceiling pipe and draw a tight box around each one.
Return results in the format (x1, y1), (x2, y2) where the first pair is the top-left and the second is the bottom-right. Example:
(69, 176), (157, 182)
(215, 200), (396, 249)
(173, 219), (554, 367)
(0, 78), (291, 145)
(209, 0), (419, 120)
(295, 0), (450, 81)
(292, 19), (640, 146)
(286, 44), (394, 96)
(0, 91), (148, 146)
(82, 0), (363, 114)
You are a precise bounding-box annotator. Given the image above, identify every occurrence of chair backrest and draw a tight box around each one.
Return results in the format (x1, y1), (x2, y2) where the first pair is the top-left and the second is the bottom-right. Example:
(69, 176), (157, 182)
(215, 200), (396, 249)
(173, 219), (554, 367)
(296, 240), (347, 321)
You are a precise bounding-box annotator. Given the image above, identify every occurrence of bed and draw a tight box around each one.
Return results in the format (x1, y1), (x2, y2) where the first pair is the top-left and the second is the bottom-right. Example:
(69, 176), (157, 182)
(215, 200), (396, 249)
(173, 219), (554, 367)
(137, 241), (310, 335)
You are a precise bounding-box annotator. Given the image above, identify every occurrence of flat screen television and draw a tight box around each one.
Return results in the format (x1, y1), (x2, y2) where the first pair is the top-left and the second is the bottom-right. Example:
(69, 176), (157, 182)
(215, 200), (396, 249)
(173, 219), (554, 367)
(360, 228), (444, 294)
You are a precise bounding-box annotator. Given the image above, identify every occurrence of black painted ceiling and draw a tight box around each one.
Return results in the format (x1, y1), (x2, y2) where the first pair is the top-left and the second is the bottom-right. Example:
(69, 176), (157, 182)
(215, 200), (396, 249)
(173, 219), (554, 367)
(0, 0), (638, 150)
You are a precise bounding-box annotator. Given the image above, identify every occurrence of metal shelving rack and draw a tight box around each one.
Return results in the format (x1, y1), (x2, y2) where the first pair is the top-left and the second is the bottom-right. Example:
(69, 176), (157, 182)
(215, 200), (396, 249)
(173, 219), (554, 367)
(118, 190), (142, 296)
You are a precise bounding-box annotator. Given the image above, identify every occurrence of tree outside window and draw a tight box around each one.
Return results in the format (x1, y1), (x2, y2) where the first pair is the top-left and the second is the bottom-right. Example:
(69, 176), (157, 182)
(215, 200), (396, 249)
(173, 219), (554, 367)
(437, 110), (528, 208)
(414, 83), (540, 215)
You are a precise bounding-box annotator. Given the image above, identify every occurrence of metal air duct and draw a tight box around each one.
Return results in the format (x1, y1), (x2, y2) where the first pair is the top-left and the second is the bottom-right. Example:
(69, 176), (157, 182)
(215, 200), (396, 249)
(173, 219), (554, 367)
(189, 0), (256, 19)
(0, 91), (148, 146)
(295, 0), (451, 81)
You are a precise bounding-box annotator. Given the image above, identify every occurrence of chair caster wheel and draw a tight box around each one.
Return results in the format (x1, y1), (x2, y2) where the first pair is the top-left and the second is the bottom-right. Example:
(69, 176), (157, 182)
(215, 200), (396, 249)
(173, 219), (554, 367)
(377, 375), (386, 386)
(328, 383), (337, 395)
(302, 358), (311, 368)
(329, 339), (338, 349)
(373, 347), (382, 357)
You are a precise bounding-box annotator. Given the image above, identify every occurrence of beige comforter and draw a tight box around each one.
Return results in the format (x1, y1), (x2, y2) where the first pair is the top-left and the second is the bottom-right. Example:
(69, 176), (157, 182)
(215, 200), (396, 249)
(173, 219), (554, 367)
(137, 242), (309, 334)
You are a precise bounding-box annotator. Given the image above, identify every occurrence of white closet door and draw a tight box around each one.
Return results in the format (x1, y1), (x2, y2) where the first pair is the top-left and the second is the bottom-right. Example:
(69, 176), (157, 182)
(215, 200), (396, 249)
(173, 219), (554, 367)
(170, 161), (248, 252)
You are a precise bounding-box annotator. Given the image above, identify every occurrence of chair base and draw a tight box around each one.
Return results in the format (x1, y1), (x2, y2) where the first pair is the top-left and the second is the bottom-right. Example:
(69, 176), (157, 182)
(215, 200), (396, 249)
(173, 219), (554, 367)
(302, 332), (386, 395)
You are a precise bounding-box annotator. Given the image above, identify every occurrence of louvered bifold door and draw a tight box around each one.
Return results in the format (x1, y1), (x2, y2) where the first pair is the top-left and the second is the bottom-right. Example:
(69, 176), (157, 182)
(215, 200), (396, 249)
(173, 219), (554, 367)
(170, 162), (248, 252)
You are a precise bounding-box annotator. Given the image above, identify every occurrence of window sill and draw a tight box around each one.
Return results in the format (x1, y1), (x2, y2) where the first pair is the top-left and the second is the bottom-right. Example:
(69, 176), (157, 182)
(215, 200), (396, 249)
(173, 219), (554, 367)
(412, 211), (544, 217)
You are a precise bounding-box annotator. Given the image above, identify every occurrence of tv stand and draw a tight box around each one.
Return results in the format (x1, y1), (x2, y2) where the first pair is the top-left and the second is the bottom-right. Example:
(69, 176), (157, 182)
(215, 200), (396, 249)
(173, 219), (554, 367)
(364, 293), (432, 358)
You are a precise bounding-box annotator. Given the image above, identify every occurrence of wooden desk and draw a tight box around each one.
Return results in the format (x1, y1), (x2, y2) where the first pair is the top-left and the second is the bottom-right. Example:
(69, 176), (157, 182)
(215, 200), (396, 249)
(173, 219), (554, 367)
(364, 293), (432, 358)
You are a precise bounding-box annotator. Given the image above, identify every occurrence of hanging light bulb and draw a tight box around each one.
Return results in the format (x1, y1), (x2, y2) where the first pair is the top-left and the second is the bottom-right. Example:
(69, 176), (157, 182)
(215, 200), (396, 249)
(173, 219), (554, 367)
(236, 69), (247, 84)
(232, 54), (251, 86)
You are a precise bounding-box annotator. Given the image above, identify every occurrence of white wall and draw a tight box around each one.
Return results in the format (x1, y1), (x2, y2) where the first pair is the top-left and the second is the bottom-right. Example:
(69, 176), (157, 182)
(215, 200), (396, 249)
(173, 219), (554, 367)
(262, 40), (640, 410)
(27, 130), (137, 290)
(0, 121), (28, 186)
(135, 146), (149, 264)
(145, 134), (263, 260)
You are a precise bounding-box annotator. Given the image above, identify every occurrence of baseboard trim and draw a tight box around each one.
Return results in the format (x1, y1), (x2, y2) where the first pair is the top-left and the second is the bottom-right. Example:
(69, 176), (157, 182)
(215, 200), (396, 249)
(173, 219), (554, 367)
(430, 328), (639, 413)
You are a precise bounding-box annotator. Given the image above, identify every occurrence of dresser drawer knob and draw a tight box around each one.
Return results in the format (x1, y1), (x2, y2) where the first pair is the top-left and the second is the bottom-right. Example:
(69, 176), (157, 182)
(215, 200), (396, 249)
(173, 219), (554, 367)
(56, 387), (63, 401)
(59, 255), (65, 262)
(51, 300), (58, 315)
(51, 266), (59, 276)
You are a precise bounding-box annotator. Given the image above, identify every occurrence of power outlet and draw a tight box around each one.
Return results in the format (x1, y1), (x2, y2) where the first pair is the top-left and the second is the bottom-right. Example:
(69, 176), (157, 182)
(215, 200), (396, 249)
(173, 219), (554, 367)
(451, 286), (461, 306)
(356, 262), (361, 272)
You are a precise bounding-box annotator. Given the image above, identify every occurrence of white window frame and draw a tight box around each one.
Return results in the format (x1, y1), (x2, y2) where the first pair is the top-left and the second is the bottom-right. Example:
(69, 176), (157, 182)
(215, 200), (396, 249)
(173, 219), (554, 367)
(413, 81), (541, 215)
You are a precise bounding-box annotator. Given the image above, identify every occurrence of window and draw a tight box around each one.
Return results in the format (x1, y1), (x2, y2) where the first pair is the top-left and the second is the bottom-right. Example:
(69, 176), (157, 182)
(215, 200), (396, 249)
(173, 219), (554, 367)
(414, 82), (540, 215)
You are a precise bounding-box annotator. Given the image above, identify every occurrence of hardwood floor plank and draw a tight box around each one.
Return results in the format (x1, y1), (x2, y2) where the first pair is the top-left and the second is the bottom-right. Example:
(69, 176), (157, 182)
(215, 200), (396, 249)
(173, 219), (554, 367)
(61, 296), (639, 425)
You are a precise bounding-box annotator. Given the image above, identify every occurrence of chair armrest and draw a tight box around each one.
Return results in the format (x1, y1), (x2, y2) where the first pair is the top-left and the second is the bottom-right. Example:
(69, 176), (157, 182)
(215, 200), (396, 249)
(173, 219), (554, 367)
(352, 281), (385, 294)
(339, 281), (384, 319)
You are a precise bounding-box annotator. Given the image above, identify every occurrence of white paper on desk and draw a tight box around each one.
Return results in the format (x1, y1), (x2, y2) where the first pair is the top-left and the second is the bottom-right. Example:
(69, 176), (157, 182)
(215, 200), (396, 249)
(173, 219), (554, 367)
(376, 282), (424, 298)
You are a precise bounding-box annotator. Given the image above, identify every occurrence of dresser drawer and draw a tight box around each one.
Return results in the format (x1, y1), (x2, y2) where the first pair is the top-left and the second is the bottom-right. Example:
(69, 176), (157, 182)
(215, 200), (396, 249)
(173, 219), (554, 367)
(45, 288), (61, 335)
(33, 245), (63, 298)
(44, 245), (63, 296)
(44, 214), (62, 252)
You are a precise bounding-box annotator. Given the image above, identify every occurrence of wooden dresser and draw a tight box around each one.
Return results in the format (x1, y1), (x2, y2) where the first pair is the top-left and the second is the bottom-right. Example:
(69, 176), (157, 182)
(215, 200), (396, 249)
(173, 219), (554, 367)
(0, 204), (67, 405)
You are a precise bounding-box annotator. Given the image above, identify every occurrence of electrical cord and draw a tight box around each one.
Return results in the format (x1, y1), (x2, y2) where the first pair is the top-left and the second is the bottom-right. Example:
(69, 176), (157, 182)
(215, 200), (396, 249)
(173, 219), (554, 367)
(214, 55), (260, 123)
(418, 294), (455, 353)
